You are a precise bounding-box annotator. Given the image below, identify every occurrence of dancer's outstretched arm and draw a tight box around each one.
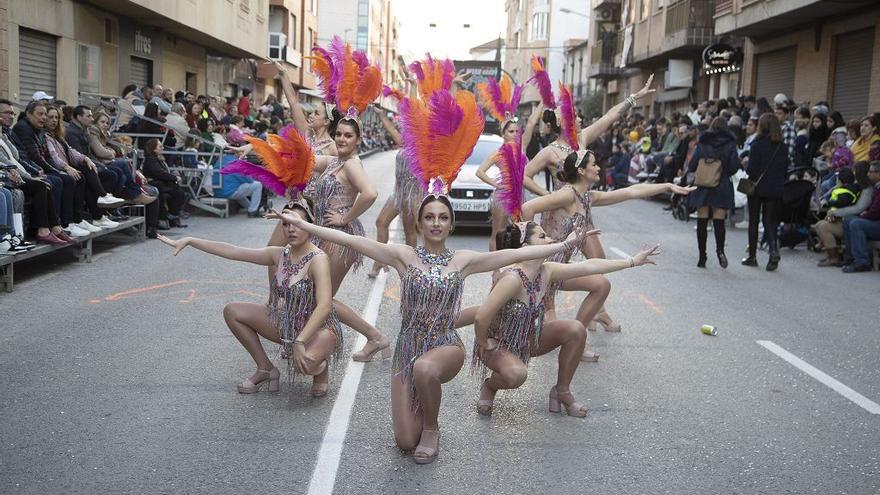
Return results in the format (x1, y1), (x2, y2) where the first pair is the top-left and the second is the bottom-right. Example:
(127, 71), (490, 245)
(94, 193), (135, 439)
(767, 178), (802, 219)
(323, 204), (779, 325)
(520, 188), (571, 221)
(547, 245), (660, 282)
(157, 234), (281, 266)
(591, 183), (695, 207)
(475, 151), (500, 189)
(460, 231), (578, 277)
(520, 102), (543, 153)
(473, 274), (521, 351)
(267, 210), (407, 271)
(376, 107), (402, 146)
(578, 74), (655, 149)
(522, 147), (558, 196)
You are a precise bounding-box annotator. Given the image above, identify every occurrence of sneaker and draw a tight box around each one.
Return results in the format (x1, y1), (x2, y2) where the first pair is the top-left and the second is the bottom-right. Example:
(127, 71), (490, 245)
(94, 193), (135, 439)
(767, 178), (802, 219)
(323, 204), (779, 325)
(842, 263), (871, 273)
(97, 194), (125, 207)
(77, 220), (103, 233)
(64, 224), (92, 238)
(93, 216), (120, 229)
(734, 221), (749, 229)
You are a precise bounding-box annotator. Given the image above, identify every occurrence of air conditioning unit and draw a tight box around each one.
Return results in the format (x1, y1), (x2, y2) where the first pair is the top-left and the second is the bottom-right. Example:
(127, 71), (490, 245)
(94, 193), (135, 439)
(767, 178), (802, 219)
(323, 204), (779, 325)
(597, 6), (613, 21)
(268, 32), (287, 60)
(665, 59), (693, 88)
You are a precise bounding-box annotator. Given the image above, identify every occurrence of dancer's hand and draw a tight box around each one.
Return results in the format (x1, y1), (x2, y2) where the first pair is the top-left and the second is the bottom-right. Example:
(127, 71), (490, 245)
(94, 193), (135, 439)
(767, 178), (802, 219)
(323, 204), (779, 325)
(634, 74), (656, 100)
(291, 342), (308, 373)
(157, 234), (191, 255)
(669, 183), (696, 195)
(476, 338), (499, 361)
(631, 245), (661, 267)
(265, 208), (303, 227)
(323, 211), (346, 227)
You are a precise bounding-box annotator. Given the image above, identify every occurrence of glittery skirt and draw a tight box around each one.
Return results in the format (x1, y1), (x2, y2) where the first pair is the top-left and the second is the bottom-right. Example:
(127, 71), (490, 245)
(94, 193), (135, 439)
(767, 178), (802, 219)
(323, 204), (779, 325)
(394, 177), (423, 224)
(393, 326), (464, 411)
(266, 300), (344, 381)
(315, 215), (365, 271)
(470, 301), (543, 379)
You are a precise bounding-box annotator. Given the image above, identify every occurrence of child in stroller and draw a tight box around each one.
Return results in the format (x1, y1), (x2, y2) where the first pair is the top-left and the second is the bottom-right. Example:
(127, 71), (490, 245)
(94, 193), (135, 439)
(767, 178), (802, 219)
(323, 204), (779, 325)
(775, 167), (821, 250)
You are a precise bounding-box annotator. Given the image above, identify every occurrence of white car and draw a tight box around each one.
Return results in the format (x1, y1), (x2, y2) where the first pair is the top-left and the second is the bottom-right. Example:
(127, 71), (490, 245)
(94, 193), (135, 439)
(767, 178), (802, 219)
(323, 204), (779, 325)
(449, 134), (504, 227)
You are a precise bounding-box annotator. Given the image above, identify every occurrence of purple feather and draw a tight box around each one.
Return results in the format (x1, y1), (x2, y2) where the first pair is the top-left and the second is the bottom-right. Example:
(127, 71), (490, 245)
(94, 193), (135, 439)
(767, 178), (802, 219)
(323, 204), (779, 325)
(485, 77), (505, 119)
(530, 71), (555, 110)
(221, 160), (287, 196)
(409, 60), (425, 82)
(352, 50), (369, 68)
(428, 91), (463, 137)
(399, 98), (427, 187)
(441, 59), (456, 90)
(495, 135), (526, 219)
(509, 83), (524, 115)
(312, 46), (337, 103)
(328, 36), (347, 102)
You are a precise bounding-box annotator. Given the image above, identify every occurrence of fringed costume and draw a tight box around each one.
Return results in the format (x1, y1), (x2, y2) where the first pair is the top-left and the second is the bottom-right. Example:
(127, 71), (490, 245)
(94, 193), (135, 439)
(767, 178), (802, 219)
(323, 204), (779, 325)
(313, 157), (366, 270)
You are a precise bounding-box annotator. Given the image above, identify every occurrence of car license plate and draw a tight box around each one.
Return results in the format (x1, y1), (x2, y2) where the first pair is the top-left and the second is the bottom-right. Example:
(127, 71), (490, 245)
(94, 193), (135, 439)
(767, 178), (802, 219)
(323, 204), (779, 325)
(451, 199), (489, 212)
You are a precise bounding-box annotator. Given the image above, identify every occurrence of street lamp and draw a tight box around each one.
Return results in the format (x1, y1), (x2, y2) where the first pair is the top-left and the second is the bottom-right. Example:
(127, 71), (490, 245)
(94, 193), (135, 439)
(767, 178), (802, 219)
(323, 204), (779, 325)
(343, 28), (352, 42)
(559, 7), (589, 18)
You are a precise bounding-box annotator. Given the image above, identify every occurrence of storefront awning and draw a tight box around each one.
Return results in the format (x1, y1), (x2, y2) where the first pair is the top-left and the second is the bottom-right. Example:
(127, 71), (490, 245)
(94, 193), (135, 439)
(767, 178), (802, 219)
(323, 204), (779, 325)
(654, 88), (691, 103)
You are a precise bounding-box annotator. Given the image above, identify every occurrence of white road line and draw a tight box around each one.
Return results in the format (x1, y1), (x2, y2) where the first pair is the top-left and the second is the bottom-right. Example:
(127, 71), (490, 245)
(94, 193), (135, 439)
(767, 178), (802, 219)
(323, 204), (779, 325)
(609, 246), (630, 259)
(307, 268), (390, 495)
(389, 217), (400, 231)
(757, 340), (880, 415)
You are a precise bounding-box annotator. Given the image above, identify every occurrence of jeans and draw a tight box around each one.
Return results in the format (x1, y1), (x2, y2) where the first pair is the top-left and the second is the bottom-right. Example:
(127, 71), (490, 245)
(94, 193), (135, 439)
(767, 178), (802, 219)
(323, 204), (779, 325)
(843, 216), (880, 266)
(107, 159), (142, 199)
(228, 182), (262, 213)
(0, 187), (13, 234)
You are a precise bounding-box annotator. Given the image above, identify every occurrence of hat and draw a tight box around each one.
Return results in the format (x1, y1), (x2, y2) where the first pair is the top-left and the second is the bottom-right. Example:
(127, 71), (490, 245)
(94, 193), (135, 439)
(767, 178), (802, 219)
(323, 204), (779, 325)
(773, 93), (788, 105)
(32, 91), (54, 101)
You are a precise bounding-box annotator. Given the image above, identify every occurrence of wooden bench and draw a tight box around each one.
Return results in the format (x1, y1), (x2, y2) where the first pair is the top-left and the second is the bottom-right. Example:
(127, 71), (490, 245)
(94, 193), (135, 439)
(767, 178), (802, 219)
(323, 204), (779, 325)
(870, 240), (880, 271)
(0, 216), (144, 292)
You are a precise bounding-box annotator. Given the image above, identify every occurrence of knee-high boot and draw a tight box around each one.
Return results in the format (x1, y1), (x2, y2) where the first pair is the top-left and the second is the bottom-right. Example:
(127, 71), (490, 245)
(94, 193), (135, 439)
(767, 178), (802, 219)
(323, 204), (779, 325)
(713, 219), (728, 268)
(696, 218), (708, 267)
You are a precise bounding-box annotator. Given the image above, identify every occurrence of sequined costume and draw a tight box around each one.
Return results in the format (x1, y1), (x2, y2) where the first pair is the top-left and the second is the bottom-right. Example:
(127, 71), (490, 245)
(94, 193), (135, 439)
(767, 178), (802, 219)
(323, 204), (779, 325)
(393, 151), (424, 222)
(303, 136), (334, 198)
(313, 157), (366, 270)
(268, 247), (343, 371)
(548, 141), (574, 191)
(392, 246), (466, 410)
(471, 267), (548, 378)
(540, 185), (593, 305)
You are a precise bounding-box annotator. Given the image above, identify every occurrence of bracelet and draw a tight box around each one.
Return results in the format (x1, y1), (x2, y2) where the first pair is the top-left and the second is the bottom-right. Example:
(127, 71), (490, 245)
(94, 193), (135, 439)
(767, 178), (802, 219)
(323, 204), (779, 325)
(628, 257), (635, 268)
(293, 339), (306, 345)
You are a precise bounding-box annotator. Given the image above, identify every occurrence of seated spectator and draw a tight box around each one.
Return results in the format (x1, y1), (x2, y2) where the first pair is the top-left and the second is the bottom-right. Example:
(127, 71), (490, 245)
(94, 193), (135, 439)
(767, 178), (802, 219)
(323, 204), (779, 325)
(850, 115), (880, 163)
(149, 84), (172, 114)
(808, 112), (830, 162)
(135, 102), (169, 148)
(824, 168), (860, 211)
(164, 102), (191, 141)
(609, 143), (631, 189)
(0, 182), (29, 252)
(44, 105), (124, 233)
(142, 139), (187, 237)
(792, 118), (810, 169)
(88, 111), (155, 205)
(841, 161), (880, 272)
(662, 123), (697, 184)
(213, 168), (263, 218)
(185, 102), (203, 130)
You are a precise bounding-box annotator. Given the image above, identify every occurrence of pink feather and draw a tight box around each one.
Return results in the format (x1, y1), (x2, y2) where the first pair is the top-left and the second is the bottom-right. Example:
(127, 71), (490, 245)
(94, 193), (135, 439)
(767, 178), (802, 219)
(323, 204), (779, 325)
(510, 83), (524, 114)
(528, 56), (555, 110)
(408, 60), (425, 82)
(428, 91), (464, 136)
(327, 36), (347, 103)
(311, 46), (336, 103)
(221, 160), (288, 196)
(495, 134), (526, 220)
(558, 83), (579, 151)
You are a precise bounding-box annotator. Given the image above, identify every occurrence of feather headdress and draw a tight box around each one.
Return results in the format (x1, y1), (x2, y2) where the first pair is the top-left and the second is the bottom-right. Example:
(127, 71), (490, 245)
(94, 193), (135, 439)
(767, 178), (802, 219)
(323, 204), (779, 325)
(383, 84), (406, 102)
(477, 74), (523, 124)
(221, 125), (315, 215)
(399, 89), (484, 195)
(306, 36), (382, 120)
(409, 55), (456, 102)
(528, 56), (555, 110)
(495, 133), (527, 222)
(557, 82), (579, 151)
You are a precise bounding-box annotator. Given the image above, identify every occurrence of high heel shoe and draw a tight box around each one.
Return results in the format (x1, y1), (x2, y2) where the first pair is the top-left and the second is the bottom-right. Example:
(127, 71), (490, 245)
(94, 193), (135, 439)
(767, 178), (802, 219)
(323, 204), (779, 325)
(476, 379), (495, 416)
(351, 335), (392, 362)
(413, 428), (440, 464)
(717, 251), (728, 269)
(594, 311), (621, 332)
(580, 349), (600, 362)
(237, 367), (280, 394)
(548, 386), (588, 418)
(309, 361), (329, 397)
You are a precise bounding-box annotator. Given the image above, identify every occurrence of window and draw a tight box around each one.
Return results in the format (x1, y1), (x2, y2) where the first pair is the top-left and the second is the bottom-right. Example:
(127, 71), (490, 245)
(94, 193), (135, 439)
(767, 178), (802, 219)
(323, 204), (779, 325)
(78, 43), (101, 94)
(268, 32), (287, 60)
(103, 19), (115, 44)
(290, 14), (297, 50)
(530, 12), (547, 41)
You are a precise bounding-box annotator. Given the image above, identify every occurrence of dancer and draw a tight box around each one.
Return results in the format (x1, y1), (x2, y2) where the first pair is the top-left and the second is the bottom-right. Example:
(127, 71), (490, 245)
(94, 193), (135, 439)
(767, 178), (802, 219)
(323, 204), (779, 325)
(521, 149), (693, 357)
(522, 76), (656, 333)
(160, 131), (341, 397)
(474, 73), (542, 250)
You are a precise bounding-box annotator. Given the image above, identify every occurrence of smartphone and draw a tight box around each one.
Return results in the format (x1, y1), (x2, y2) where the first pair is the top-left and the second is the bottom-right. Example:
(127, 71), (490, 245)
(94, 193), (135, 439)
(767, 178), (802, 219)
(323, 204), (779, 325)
(386, 111), (394, 118)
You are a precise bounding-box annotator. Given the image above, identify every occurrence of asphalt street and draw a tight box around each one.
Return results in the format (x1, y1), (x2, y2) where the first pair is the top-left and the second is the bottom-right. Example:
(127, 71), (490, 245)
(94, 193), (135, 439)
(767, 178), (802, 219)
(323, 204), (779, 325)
(2, 150), (878, 494)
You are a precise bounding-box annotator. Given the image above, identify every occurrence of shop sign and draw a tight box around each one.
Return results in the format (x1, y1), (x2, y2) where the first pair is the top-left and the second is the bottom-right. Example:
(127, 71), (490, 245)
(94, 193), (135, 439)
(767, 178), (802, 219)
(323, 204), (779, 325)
(702, 43), (741, 74)
(134, 30), (152, 55)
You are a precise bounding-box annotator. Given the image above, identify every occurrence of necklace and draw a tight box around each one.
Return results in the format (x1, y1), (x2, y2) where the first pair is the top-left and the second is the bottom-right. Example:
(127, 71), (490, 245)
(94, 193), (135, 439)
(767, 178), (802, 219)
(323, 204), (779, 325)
(550, 141), (573, 154)
(415, 246), (454, 277)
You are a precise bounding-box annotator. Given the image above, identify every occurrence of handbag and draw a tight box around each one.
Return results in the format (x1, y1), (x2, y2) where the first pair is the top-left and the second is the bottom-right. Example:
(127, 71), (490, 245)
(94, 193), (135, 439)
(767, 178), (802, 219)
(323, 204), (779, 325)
(693, 157), (722, 188)
(738, 143), (781, 196)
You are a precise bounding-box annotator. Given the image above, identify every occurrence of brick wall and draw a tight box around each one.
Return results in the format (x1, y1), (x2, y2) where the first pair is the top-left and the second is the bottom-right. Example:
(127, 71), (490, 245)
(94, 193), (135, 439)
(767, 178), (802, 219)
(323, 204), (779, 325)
(0, 4), (8, 99)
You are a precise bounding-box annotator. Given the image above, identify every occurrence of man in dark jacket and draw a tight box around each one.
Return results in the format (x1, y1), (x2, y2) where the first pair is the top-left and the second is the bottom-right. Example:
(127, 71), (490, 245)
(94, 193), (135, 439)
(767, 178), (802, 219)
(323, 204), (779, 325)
(842, 161), (880, 272)
(66, 105), (126, 197)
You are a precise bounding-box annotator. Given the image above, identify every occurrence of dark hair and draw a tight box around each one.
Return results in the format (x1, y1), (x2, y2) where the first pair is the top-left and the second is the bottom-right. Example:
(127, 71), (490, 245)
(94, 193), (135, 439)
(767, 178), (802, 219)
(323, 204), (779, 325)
(837, 168), (855, 185)
(417, 195), (454, 225)
(717, 99), (729, 111)
(231, 115), (244, 125)
(796, 106), (811, 120)
(0, 98), (13, 107)
(501, 119), (518, 135)
(25, 100), (47, 115)
(144, 138), (162, 156)
(542, 109), (561, 134)
(282, 196), (316, 224)
(656, 117), (668, 126)
(774, 104), (789, 115)
(143, 102), (160, 120)
(556, 150), (594, 184)
(829, 111), (846, 129)
(196, 118), (214, 132)
(335, 117), (362, 139)
(756, 97), (772, 115)
(709, 116), (729, 133)
(61, 105), (74, 123)
(121, 84), (137, 97)
(757, 113), (783, 143)
(242, 88), (251, 97)
(175, 90), (185, 101)
(861, 115), (878, 133)
(495, 221), (539, 250)
(853, 161), (871, 188)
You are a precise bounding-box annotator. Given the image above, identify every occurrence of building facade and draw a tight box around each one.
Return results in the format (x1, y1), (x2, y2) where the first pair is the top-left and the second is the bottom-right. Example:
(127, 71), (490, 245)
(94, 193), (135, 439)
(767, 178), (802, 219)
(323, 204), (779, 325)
(5, 0), (271, 105)
(715, 0), (880, 120)
(254, 0), (320, 105)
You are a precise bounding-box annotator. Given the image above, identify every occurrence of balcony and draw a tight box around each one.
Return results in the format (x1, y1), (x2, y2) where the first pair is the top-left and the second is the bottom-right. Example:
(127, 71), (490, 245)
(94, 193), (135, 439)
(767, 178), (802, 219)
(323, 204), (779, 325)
(592, 0), (620, 9)
(629, 0), (715, 66)
(588, 32), (625, 79)
(714, 0), (863, 37)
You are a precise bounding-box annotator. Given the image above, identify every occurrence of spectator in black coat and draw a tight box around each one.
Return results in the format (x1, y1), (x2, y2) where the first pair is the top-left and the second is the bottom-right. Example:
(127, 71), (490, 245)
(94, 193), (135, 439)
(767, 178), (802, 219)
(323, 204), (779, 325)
(66, 105), (126, 198)
(142, 139), (187, 237)
(686, 117), (739, 268)
(743, 113), (790, 271)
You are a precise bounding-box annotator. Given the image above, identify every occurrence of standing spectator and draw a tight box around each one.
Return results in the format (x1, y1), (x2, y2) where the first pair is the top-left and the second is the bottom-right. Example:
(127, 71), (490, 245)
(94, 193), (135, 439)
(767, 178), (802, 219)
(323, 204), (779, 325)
(850, 115), (880, 163)
(743, 113), (790, 271)
(774, 104), (796, 162)
(686, 117), (739, 268)
(756, 97), (773, 117)
(841, 161), (880, 272)
(807, 112), (831, 162)
(237, 88), (252, 118)
(142, 139), (187, 237)
(792, 118), (811, 169)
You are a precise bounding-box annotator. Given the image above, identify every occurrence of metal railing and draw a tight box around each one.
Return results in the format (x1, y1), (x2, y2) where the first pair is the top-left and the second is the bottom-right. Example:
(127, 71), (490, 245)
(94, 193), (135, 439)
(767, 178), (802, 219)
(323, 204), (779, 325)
(666, 0), (714, 35)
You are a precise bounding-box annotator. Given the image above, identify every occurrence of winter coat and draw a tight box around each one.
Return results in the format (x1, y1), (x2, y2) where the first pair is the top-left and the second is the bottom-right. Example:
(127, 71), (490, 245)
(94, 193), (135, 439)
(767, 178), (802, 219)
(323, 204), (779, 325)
(686, 130), (739, 209)
(746, 136), (790, 199)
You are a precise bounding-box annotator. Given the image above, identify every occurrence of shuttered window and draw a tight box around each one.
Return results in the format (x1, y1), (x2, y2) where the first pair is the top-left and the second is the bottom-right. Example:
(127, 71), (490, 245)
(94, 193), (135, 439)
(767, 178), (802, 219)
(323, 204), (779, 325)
(832, 28), (875, 121)
(130, 56), (153, 88)
(755, 47), (795, 101)
(18, 28), (57, 103)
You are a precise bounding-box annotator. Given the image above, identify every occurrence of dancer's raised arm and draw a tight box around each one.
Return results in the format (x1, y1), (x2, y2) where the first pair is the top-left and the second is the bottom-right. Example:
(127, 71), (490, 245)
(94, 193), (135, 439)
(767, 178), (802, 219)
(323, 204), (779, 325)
(157, 234), (281, 266)
(267, 209), (406, 270)
(376, 106), (402, 146)
(591, 183), (695, 207)
(460, 231), (580, 277)
(578, 74), (655, 149)
(547, 245), (660, 282)
(520, 102), (543, 153)
(271, 60), (310, 136)
(522, 147), (558, 196)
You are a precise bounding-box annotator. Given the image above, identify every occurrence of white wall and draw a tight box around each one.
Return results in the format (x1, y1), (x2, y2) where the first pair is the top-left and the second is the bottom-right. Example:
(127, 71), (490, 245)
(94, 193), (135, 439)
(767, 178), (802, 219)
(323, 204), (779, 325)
(548, 0), (590, 86)
(317, 0), (359, 46)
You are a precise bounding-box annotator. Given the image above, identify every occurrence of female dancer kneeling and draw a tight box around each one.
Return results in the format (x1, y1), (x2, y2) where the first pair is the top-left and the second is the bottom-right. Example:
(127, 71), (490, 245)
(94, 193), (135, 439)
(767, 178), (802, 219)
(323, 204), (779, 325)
(521, 150), (692, 360)
(157, 199), (340, 397)
(472, 223), (659, 416)
(269, 196), (578, 462)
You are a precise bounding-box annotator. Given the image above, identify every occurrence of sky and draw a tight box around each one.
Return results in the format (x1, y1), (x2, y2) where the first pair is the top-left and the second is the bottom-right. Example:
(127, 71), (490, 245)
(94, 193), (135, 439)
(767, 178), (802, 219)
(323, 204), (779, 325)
(394, 0), (507, 61)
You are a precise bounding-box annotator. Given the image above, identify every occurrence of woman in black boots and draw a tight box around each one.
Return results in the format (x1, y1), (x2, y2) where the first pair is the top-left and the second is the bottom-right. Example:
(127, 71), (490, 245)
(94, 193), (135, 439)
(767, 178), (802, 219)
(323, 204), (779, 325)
(686, 117), (739, 268)
(743, 113), (789, 271)
(142, 139), (187, 237)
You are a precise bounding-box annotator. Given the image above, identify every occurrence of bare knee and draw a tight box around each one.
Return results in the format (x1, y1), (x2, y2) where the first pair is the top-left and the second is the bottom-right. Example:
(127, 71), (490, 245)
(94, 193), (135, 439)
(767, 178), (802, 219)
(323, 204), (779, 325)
(596, 276), (611, 297)
(412, 360), (439, 386)
(222, 303), (238, 324)
(565, 321), (587, 344)
(500, 365), (528, 388)
(394, 430), (420, 451)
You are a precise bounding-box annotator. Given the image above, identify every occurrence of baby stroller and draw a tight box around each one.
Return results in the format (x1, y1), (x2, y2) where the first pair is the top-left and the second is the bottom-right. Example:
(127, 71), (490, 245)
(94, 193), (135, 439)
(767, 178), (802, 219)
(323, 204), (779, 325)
(776, 168), (820, 251)
(670, 173), (693, 221)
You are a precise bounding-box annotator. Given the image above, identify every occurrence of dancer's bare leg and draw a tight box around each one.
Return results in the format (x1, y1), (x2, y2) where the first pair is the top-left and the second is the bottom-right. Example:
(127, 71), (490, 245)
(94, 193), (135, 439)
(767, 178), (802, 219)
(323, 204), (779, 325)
(478, 347), (527, 414)
(559, 274), (611, 361)
(410, 345), (465, 461)
(455, 306), (479, 329)
(582, 235), (619, 330)
(370, 197), (399, 277)
(488, 201), (507, 251)
(391, 376), (423, 450)
(301, 328), (338, 393)
(223, 302), (280, 382)
(401, 205), (418, 247)
(532, 319), (587, 393)
(328, 255), (388, 358)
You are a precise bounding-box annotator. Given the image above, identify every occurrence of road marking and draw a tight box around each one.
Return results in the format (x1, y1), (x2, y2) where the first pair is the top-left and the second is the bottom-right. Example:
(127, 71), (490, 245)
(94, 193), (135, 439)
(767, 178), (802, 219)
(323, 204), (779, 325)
(757, 340), (880, 415)
(638, 294), (664, 314)
(307, 267), (390, 495)
(609, 246), (630, 259)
